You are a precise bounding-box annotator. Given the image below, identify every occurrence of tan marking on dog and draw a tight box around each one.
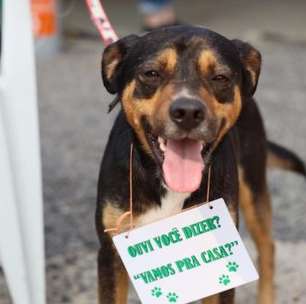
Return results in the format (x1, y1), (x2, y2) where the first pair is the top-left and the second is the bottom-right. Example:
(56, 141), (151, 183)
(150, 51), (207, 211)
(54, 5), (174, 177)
(105, 58), (120, 80)
(198, 50), (217, 75)
(114, 266), (129, 304)
(122, 80), (175, 154)
(199, 85), (242, 150)
(121, 80), (150, 152)
(156, 48), (177, 74)
(227, 201), (238, 226)
(121, 80), (138, 126)
(215, 86), (241, 126)
(244, 48), (261, 87)
(239, 167), (274, 304)
(202, 295), (220, 304)
(102, 203), (129, 235)
(103, 45), (122, 80)
(267, 150), (297, 172)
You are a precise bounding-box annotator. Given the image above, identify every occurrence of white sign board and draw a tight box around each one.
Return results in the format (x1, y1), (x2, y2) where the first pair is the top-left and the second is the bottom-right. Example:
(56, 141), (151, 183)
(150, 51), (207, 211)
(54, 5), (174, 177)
(113, 198), (258, 304)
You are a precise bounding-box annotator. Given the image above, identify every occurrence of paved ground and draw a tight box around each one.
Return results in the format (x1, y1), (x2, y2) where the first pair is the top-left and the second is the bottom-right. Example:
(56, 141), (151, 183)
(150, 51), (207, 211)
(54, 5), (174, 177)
(1, 0), (306, 303)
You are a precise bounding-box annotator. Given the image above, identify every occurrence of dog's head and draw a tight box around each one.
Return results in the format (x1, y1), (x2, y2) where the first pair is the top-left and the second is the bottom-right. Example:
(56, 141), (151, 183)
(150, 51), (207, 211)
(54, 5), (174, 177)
(102, 26), (261, 193)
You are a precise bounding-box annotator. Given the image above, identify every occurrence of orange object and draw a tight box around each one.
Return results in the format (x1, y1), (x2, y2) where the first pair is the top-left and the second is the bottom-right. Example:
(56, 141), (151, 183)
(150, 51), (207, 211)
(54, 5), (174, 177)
(31, 0), (57, 38)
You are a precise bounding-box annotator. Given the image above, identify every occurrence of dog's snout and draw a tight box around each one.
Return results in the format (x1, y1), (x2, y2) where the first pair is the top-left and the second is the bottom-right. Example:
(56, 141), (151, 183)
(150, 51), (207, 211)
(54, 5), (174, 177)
(170, 98), (205, 130)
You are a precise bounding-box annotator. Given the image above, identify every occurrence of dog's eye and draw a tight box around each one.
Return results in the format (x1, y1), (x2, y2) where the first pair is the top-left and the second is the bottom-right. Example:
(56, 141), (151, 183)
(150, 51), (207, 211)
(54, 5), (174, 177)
(143, 70), (160, 79)
(212, 74), (230, 82)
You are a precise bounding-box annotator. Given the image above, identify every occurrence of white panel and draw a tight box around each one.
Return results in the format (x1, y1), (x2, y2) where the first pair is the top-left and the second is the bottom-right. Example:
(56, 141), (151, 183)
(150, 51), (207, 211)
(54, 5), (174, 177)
(1, 0), (45, 303)
(0, 101), (32, 304)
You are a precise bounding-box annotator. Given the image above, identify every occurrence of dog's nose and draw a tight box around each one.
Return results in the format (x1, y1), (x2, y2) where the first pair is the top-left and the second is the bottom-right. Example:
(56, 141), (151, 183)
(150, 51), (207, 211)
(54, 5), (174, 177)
(170, 98), (205, 130)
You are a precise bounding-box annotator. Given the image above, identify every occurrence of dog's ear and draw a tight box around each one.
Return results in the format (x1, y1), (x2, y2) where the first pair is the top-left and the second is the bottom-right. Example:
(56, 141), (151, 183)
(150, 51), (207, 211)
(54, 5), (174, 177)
(232, 39), (262, 96)
(102, 35), (139, 94)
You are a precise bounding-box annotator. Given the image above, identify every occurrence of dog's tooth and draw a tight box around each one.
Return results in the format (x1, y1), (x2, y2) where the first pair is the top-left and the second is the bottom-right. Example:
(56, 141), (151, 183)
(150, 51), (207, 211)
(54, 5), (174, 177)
(157, 137), (166, 152)
(158, 137), (166, 144)
(160, 142), (166, 152)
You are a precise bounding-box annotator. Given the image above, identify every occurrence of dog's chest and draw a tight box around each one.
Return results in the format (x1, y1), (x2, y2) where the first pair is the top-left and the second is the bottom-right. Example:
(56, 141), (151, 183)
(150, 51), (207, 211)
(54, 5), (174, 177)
(137, 191), (190, 227)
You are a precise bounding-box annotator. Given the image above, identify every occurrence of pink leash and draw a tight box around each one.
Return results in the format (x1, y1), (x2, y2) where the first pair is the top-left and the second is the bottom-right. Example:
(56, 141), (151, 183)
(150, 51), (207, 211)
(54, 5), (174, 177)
(85, 0), (121, 111)
(85, 0), (119, 46)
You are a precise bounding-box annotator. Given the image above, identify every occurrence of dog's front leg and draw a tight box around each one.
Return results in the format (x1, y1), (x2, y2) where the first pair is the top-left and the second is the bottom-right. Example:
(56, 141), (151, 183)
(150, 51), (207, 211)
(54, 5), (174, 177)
(202, 289), (235, 304)
(98, 234), (129, 304)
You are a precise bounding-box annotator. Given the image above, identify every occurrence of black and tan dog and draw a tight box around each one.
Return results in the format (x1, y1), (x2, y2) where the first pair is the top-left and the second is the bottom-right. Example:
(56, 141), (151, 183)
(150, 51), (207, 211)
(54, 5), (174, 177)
(96, 26), (305, 304)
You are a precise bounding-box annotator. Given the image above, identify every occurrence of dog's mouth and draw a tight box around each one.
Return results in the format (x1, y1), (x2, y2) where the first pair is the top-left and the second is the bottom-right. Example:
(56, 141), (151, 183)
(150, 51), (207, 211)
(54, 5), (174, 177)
(147, 132), (213, 193)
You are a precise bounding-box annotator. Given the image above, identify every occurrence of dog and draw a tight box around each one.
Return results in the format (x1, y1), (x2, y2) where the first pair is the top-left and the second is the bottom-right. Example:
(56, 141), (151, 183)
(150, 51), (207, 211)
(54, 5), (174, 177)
(96, 26), (305, 304)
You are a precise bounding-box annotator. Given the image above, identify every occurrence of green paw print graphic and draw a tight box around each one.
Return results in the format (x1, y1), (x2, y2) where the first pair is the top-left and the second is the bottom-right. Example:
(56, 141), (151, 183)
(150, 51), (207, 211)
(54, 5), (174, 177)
(167, 292), (179, 303)
(226, 261), (239, 272)
(151, 287), (163, 298)
(219, 274), (231, 286)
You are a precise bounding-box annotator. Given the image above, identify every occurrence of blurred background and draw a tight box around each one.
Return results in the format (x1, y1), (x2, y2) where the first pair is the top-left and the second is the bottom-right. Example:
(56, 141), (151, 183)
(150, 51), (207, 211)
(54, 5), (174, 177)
(1, 0), (306, 303)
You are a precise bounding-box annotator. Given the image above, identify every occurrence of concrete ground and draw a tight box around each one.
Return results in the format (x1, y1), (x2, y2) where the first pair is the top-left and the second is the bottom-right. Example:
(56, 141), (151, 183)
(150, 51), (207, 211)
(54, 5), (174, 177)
(1, 0), (306, 303)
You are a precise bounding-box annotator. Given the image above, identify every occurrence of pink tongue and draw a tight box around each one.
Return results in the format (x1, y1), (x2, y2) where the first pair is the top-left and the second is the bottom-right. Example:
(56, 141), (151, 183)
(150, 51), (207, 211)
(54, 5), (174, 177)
(162, 139), (204, 193)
